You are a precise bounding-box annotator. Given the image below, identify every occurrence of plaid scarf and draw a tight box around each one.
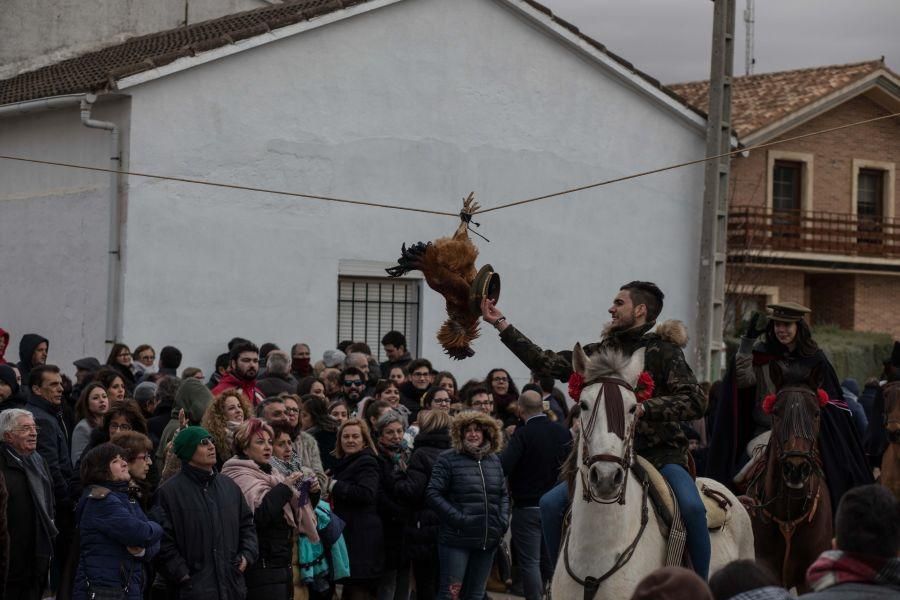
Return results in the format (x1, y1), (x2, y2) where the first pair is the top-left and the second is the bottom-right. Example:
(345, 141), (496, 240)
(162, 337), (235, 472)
(806, 550), (900, 592)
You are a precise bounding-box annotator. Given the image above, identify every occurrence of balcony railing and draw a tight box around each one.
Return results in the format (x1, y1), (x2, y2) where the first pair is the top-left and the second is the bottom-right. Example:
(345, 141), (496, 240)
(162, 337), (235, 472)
(728, 206), (900, 259)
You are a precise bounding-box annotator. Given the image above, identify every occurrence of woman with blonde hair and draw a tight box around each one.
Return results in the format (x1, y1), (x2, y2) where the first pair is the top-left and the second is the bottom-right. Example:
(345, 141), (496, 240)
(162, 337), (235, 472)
(202, 388), (252, 464)
(328, 418), (383, 600)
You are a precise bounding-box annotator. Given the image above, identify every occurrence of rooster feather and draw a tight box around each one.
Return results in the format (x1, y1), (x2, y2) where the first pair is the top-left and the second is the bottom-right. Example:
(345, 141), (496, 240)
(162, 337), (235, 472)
(386, 194), (484, 359)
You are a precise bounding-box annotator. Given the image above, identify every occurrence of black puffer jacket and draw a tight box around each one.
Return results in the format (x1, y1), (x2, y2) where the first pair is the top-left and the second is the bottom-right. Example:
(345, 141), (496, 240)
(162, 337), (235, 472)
(152, 463), (259, 600)
(392, 428), (450, 557)
(426, 412), (509, 550)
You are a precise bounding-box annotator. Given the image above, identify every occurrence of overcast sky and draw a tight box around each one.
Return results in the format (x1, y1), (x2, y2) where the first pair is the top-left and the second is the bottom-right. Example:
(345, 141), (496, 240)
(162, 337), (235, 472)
(539, 0), (900, 84)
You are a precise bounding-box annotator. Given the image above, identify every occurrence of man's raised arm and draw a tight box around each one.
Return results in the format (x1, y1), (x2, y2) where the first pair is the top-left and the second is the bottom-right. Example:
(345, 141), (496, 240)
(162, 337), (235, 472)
(481, 298), (574, 382)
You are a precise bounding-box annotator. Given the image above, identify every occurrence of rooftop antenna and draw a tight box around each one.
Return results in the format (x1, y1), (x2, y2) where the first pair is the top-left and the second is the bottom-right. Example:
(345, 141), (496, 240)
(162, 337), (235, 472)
(744, 0), (755, 75)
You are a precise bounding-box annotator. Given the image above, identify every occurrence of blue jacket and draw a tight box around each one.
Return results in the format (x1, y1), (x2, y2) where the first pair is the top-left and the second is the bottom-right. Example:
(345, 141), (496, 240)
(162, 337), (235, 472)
(74, 482), (163, 600)
(426, 412), (509, 550)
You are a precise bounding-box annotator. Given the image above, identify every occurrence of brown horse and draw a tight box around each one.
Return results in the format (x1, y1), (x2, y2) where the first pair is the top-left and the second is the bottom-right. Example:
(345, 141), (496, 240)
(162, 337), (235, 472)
(880, 382), (900, 500)
(744, 362), (832, 593)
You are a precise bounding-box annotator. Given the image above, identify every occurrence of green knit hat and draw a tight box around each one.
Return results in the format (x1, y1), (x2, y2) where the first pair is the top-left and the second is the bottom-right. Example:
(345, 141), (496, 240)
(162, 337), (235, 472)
(173, 426), (212, 461)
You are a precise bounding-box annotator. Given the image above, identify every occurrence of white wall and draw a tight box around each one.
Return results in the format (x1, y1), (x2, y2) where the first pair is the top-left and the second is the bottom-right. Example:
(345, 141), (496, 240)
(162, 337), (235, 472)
(118, 0), (705, 384)
(0, 0), (264, 79)
(0, 99), (129, 372)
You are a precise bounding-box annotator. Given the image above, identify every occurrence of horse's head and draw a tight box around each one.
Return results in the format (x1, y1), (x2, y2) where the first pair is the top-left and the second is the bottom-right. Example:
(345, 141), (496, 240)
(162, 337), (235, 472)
(572, 343), (645, 503)
(768, 361), (825, 489)
(883, 381), (900, 445)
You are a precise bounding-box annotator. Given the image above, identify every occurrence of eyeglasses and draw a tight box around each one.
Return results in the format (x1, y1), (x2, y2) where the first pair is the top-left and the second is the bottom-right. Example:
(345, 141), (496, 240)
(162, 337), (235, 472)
(491, 377), (508, 383)
(109, 423), (133, 432)
(134, 454), (152, 463)
(411, 371), (430, 378)
(432, 398), (452, 405)
(117, 352), (131, 358)
(12, 425), (40, 434)
(343, 380), (366, 387)
(285, 407), (300, 415)
(199, 437), (214, 446)
(472, 401), (493, 408)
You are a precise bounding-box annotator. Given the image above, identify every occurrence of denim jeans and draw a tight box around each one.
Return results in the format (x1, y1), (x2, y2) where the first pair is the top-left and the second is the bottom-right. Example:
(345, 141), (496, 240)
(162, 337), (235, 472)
(511, 506), (544, 600)
(436, 544), (497, 600)
(660, 463), (710, 580)
(538, 482), (569, 569)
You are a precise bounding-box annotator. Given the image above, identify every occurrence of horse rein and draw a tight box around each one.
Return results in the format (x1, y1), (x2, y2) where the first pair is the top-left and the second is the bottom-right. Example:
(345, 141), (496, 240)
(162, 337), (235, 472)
(745, 386), (825, 586)
(578, 376), (639, 505)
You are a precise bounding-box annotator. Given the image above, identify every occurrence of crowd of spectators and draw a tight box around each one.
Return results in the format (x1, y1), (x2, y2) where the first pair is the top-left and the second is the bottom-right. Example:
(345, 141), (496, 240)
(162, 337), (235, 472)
(0, 327), (896, 600)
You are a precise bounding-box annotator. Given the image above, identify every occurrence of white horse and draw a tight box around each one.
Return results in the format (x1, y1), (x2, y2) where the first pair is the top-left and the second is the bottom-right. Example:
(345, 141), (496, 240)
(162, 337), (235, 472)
(552, 344), (754, 599)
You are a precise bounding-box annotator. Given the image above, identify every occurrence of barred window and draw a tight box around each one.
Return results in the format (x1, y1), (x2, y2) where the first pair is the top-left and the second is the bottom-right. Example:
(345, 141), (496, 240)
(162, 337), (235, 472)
(337, 277), (421, 363)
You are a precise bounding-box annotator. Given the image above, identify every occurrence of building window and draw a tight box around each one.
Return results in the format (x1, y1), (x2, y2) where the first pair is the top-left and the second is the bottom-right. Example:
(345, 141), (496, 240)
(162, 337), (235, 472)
(772, 160), (802, 239)
(858, 169), (885, 218)
(337, 277), (420, 362)
(856, 168), (885, 246)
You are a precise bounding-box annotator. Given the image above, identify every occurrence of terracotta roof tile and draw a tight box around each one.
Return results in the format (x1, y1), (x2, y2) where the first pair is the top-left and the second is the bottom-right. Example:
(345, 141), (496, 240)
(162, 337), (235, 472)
(669, 60), (890, 138)
(0, 0), (370, 106)
(1, 0), (703, 121)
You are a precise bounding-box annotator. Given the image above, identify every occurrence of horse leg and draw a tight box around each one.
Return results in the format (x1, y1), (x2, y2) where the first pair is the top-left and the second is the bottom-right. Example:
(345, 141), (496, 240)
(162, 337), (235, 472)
(752, 522), (785, 587)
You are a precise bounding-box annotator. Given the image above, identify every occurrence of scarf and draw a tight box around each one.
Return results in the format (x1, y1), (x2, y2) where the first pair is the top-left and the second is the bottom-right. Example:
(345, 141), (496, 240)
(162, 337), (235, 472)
(222, 457), (319, 542)
(806, 550), (900, 591)
(462, 439), (492, 460)
(3, 445), (58, 544)
(377, 441), (409, 471)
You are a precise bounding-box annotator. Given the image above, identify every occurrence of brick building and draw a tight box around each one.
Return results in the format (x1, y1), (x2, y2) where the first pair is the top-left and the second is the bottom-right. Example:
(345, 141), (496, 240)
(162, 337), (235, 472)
(671, 60), (900, 337)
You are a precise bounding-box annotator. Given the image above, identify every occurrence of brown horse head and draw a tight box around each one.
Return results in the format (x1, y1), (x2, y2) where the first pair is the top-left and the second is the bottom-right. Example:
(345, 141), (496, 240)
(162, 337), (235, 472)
(768, 361), (825, 489)
(884, 381), (900, 445)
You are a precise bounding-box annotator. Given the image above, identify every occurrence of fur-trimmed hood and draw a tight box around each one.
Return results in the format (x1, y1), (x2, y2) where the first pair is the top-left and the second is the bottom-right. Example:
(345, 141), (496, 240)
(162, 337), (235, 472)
(654, 319), (688, 348)
(450, 411), (503, 455)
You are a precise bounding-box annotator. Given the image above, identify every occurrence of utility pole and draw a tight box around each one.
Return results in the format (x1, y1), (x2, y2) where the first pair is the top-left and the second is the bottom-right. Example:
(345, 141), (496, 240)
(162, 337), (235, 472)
(695, 0), (735, 382)
(744, 0), (755, 75)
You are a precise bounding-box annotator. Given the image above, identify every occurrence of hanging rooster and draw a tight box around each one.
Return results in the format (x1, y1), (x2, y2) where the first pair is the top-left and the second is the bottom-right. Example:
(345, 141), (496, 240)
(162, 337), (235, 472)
(386, 193), (496, 360)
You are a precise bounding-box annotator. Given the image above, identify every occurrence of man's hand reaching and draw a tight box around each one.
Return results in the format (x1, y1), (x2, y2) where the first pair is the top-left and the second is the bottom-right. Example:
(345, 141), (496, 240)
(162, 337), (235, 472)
(481, 298), (509, 332)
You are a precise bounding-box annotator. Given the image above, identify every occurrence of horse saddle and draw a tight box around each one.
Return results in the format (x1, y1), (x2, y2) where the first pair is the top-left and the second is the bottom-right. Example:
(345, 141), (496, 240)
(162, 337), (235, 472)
(633, 456), (732, 535)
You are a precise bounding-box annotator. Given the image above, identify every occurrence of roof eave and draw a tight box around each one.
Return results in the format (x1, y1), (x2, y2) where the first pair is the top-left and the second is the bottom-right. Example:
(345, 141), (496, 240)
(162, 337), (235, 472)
(115, 0), (406, 91)
(742, 69), (900, 146)
(494, 0), (708, 135)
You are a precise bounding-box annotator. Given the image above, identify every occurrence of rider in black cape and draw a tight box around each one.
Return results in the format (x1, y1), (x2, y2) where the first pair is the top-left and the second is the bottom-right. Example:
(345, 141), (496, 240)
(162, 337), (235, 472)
(707, 302), (873, 511)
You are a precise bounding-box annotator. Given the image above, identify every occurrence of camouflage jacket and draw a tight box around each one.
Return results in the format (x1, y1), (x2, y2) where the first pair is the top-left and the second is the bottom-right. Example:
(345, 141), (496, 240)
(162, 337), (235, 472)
(499, 321), (706, 470)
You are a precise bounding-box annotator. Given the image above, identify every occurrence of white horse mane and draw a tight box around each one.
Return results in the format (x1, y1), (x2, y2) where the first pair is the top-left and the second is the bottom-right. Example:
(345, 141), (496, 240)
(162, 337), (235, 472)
(582, 347), (631, 382)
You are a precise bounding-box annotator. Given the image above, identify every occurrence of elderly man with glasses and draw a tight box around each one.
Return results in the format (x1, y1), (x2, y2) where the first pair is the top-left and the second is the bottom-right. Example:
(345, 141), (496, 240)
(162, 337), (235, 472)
(0, 408), (56, 600)
(152, 426), (258, 600)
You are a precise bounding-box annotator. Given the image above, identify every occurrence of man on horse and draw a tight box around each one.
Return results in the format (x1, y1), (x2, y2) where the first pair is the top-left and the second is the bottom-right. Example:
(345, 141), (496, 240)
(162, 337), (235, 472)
(481, 281), (712, 579)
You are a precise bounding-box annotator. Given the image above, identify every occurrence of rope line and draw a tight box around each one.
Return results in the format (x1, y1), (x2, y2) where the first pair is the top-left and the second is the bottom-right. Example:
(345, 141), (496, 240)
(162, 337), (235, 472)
(0, 155), (459, 217)
(477, 111), (900, 213)
(0, 111), (897, 216)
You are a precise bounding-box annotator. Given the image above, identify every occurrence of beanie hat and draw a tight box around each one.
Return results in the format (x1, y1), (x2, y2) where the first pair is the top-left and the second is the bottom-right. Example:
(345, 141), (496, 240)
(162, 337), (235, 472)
(173, 426), (212, 461)
(0, 365), (19, 396)
(133, 381), (158, 404)
(174, 378), (213, 424)
(630, 567), (712, 600)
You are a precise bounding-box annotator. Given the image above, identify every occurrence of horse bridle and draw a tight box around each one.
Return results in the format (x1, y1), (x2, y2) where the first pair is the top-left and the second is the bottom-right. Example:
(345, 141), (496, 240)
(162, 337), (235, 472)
(770, 386), (822, 480)
(579, 376), (639, 505)
(563, 375), (649, 600)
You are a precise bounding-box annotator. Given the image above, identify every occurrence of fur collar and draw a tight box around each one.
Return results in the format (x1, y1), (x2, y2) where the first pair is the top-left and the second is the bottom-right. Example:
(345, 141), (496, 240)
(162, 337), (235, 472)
(653, 320), (689, 348)
(450, 411), (503, 454)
